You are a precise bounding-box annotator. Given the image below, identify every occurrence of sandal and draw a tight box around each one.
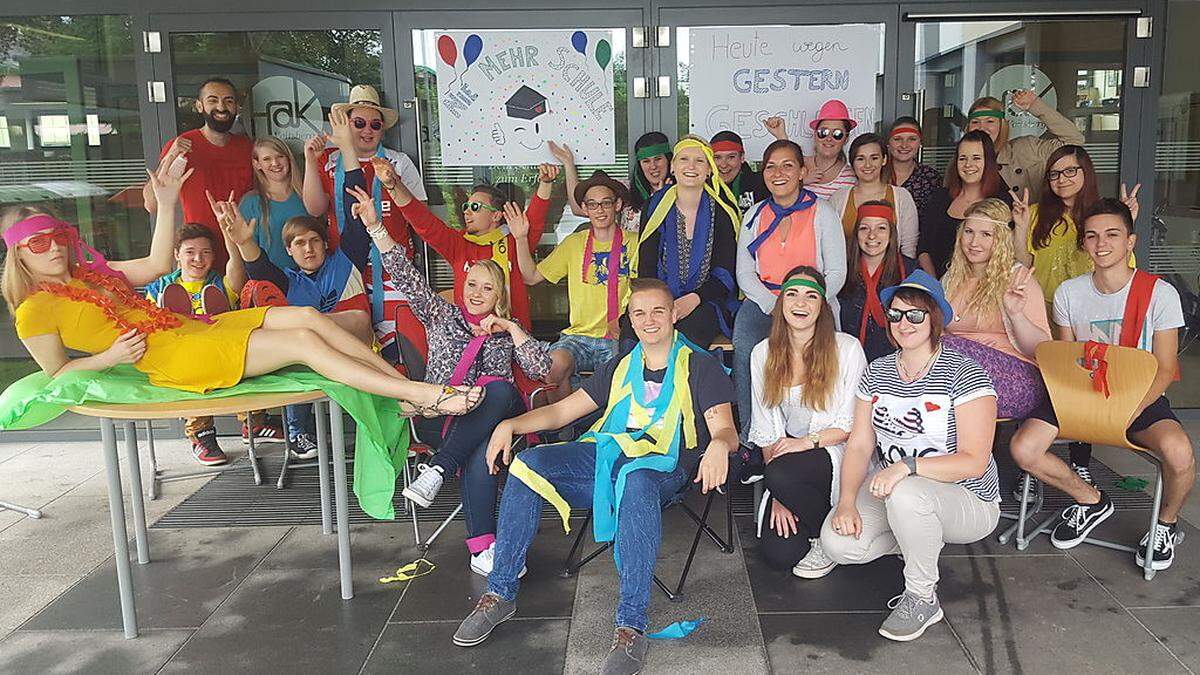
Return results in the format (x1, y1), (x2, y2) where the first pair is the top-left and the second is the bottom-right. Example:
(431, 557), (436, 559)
(415, 385), (486, 418)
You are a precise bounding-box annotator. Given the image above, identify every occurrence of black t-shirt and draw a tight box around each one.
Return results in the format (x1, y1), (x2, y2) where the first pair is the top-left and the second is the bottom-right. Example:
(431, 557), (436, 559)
(731, 165), (771, 212)
(580, 346), (734, 473)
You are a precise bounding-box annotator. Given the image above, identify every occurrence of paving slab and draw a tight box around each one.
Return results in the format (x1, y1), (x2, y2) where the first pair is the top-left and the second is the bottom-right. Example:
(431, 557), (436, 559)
(1065, 510), (1200, 608)
(0, 574), (76, 637)
(0, 628), (191, 675)
(362, 619), (570, 674)
(1131, 607), (1200, 672)
(759, 613), (974, 674)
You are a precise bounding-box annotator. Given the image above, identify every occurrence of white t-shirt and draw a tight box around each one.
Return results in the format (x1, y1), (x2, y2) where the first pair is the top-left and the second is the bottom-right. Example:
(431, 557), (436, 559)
(857, 346), (1000, 502)
(1053, 273), (1185, 351)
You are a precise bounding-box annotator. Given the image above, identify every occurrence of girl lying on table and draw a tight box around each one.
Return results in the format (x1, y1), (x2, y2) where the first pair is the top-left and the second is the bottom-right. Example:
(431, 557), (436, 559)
(0, 163), (483, 418)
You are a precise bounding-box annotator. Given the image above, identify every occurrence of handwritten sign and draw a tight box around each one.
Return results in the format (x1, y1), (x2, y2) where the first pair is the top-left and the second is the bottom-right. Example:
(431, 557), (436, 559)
(687, 25), (882, 160)
(435, 30), (616, 166)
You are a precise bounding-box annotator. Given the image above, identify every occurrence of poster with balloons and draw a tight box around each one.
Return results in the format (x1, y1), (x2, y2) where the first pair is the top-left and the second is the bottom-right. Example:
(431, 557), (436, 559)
(435, 29), (616, 166)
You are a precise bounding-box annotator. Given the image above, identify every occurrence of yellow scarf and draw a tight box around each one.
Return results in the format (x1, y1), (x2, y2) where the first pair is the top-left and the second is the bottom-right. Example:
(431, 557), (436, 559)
(640, 138), (741, 245)
(463, 228), (510, 277)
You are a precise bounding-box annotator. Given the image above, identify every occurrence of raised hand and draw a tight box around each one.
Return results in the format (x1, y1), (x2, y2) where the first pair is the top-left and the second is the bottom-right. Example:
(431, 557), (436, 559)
(538, 163), (560, 184)
(763, 116), (787, 139)
(548, 141), (575, 165)
(208, 190), (256, 246)
(346, 185), (380, 228)
(147, 163), (195, 205)
(1011, 89), (1038, 111)
(1009, 187), (1031, 231)
(304, 133), (330, 161)
(478, 315), (513, 334)
(1003, 265), (1033, 317)
(1120, 183), (1141, 222)
(503, 201), (529, 238)
(329, 108), (355, 151)
(371, 156), (400, 190)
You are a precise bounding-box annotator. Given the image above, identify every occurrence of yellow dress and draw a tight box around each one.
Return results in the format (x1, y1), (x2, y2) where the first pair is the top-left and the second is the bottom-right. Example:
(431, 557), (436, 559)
(15, 279), (269, 393)
(1026, 206), (1093, 305)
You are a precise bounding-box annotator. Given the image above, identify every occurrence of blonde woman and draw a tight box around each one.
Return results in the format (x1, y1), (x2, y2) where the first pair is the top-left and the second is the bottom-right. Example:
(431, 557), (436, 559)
(238, 136), (308, 272)
(966, 92), (1084, 199)
(749, 266), (866, 578)
(942, 198), (1051, 419)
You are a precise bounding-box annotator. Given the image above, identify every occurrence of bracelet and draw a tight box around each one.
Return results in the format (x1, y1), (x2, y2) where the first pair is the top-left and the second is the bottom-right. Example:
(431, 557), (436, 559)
(367, 224), (388, 239)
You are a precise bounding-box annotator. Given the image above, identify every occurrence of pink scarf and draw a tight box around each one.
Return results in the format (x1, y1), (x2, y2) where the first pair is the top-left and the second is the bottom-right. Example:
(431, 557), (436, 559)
(3, 215), (126, 281)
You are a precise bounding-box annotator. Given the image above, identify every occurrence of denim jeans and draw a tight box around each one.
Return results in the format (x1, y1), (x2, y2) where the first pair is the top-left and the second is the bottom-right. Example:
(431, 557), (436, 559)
(426, 381), (524, 546)
(488, 441), (688, 632)
(732, 301), (774, 441)
(285, 404), (313, 440)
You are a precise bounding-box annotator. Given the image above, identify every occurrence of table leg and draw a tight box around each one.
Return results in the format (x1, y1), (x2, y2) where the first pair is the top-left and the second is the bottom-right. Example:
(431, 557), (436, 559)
(145, 421), (159, 501)
(315, 401), (332, 536)
(122, 422), (150, 564)
(101, 418), (138, 639)
(329, 400), (353, 600)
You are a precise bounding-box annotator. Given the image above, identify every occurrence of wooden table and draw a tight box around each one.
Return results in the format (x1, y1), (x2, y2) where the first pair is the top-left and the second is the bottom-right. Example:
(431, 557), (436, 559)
(69, 390), (357, 639)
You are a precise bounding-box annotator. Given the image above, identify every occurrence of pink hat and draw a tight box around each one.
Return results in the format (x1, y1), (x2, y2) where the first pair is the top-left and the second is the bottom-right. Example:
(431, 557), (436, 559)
(809, 99), (858, 131)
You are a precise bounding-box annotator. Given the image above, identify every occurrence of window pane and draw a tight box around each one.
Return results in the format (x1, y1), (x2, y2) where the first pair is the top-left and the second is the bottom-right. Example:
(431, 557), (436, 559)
(1154, 0), (1200, 407)
(0, 15), (146, 393)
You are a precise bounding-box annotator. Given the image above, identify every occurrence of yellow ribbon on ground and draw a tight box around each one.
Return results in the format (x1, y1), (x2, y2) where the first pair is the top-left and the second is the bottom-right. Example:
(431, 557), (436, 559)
(379, 557), (437, 584)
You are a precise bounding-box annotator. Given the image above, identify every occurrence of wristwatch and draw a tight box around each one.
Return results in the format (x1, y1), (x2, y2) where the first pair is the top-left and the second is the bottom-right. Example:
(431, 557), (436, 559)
(902, 456), (918, 476)
(807, 432), (821, 450)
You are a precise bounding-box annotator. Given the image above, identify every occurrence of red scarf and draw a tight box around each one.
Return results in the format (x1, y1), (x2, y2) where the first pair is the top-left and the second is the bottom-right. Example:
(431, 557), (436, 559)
(858, 255), (908, 343)
(1084, 269), (1172, 397)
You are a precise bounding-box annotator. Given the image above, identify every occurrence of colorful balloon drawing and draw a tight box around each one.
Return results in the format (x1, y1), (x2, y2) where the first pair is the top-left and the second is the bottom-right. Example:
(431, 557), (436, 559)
(595, 39), (612, 71)
(571, 31), (588, 56)
(464, 34), (483, 68)
(437, 34), (458, 67)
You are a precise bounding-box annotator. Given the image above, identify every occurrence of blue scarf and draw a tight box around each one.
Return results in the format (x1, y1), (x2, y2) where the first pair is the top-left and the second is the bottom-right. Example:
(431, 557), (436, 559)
(283, 248), (355, 313)
(659, 193), (714, 298)
(333, 146), (387, 323)
(745, 190), (819, 291)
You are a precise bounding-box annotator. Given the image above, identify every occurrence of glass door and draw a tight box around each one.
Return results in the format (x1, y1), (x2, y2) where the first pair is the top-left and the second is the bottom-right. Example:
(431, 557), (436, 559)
(395, 9), (646, 336)
(659, 5), (900, 161)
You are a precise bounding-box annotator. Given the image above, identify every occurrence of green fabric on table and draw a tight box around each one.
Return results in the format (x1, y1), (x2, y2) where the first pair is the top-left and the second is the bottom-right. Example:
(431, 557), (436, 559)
(0, 365), (410, 520)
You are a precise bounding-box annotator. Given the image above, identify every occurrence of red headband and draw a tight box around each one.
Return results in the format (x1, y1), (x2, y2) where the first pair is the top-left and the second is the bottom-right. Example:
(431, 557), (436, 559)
(710, 140), (744, 154)
(888, 126), (922, 141)
(857, 203), (896, 224)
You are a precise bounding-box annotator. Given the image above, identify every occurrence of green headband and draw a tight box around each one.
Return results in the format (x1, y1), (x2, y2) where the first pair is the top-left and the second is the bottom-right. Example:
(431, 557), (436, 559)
(636, 143), (671, 161)
(969, 109), (1005, 120)
(781, 277), (826, 296)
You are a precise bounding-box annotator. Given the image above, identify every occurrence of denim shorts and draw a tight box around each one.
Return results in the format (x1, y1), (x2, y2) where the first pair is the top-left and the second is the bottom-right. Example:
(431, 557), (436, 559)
(550, 333), (617, 376)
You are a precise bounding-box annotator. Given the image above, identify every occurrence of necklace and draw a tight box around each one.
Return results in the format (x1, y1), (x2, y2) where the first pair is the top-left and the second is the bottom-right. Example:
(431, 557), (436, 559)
(38, 267), (183, 335)
(898, 347), (938, 382)
(813, 157), (842, 181)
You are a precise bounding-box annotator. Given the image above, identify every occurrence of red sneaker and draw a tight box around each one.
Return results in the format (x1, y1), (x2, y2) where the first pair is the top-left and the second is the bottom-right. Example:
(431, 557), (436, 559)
(159, 282), (193, 316)
(242, 422), (286, 445)
(191, 429), (228, 466)
(201, 285), (230, 315)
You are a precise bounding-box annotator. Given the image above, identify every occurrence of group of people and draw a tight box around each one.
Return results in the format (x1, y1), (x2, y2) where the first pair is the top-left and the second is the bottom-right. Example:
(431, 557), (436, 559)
(0, 72), (1194, 675)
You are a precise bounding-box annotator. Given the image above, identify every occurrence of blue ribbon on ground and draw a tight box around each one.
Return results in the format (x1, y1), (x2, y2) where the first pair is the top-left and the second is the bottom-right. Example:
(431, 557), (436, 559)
(647, 617), (706, 639)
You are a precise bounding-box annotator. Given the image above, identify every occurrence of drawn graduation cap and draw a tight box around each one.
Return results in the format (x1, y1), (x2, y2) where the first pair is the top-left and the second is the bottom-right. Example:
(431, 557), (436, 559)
(505, 85), (548, 120)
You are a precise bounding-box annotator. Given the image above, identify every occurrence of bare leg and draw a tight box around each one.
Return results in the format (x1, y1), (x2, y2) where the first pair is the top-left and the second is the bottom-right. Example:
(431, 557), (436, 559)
(243, 328), (481, 415)
(1129, 420), (1196, 523)
(1010, 419), (1101, 504)
(328, 309), (375, 347)
(262, 306), (395, 377)
(546, 349), (576, 404)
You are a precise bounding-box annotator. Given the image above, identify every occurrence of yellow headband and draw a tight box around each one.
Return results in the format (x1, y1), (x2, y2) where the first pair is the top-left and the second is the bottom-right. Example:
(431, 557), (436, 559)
(672, 138), (740, 219)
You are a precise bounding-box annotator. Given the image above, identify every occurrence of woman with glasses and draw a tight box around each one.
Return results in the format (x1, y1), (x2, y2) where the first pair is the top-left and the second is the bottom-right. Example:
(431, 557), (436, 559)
(830, 133), (919, 257)
(919, 131), (1012, 276)
(733, 139), (844, 439)
(377, 163), (555, 331)
(883, 117), (941, 217)
(966, 91), (1084, 199)
(765, 100), (858, 199)
(942, 198), (1051, 420)
(822, 269), (999, 642)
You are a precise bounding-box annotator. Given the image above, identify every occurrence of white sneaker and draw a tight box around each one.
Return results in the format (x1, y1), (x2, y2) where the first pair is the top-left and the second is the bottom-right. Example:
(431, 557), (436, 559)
(470, 542), (526, 579)
(401, 463), (444, 508)
(792, 539), (837, 579)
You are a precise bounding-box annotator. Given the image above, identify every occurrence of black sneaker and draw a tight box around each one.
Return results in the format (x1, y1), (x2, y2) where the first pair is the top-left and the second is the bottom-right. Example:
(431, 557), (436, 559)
(1012, 472), (1039, 505)
(191, 428), (228, 466)
(1051, 491), (1114, 549)
(736, 444), (765, 485)
(1071, 462), (1096, 487)
(290, 433), (319, 460)
(1136, 521), (1184, 571)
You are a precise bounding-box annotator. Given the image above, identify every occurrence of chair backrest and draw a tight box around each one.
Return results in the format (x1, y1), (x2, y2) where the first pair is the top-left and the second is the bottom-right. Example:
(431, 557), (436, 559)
(1035, 340), (1157, 452)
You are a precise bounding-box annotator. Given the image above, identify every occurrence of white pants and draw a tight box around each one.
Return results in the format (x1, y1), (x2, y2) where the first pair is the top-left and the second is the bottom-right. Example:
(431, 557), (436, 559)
(820, 475), (1000, 598)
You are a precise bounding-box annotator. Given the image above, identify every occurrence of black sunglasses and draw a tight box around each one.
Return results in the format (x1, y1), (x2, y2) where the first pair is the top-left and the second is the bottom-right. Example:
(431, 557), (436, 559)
(816, 128), (847, 140)
(885, 308), (930, 324)
(352, 118), (384, 131)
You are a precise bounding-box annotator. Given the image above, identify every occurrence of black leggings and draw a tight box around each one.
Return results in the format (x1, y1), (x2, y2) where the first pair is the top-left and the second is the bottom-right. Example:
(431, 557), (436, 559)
(759, 449), (834, 571)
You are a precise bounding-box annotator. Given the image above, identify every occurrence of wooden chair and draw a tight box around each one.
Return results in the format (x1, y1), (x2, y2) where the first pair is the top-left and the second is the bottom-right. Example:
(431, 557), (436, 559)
(1014, 341), (1172, 580)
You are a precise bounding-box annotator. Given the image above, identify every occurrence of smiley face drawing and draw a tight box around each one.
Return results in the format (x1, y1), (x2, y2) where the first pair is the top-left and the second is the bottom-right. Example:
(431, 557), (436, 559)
(501, 85), (548, 151)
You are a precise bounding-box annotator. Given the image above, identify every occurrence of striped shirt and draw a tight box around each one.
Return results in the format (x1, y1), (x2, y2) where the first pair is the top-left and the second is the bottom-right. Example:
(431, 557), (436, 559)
(805, 163), (857, 200)
(857, 346), (1000, 502)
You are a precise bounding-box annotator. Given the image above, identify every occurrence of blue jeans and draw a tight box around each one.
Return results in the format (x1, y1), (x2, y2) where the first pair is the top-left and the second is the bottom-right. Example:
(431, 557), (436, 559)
(732, 300), (773, 442)
(550, 333), (617, 379)
(285, 404), (313, 440)
(488, 441), (688, 632)
(427, 381), (525, 541)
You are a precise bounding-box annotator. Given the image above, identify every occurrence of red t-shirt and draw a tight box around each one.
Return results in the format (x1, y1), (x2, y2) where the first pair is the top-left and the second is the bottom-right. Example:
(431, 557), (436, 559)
(158, 129), (254, 266)
(317, 147), (416, 256)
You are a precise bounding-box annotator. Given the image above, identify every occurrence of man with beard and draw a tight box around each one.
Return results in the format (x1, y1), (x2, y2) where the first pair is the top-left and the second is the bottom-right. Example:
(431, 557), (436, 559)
(144, 77), (254, 268)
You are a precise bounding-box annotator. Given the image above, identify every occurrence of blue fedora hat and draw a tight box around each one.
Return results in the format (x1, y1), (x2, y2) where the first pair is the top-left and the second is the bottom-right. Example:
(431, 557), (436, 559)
(879, 269), (954, 327)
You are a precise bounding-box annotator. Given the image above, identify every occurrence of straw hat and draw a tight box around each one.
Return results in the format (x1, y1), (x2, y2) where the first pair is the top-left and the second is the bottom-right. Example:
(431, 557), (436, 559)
(331, 85), (399, 130)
